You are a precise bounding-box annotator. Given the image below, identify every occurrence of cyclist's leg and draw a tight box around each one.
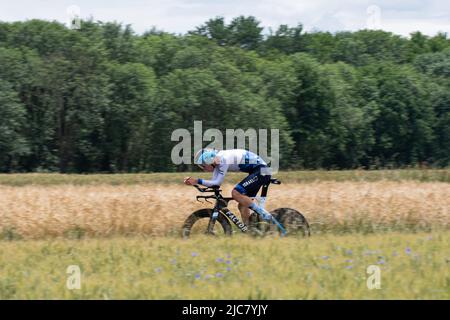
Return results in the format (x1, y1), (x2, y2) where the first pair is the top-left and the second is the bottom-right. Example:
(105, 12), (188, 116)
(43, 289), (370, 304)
(232, 188), (252, 224)
(237, 202), (251, 225)
(232, 169), (271, 223)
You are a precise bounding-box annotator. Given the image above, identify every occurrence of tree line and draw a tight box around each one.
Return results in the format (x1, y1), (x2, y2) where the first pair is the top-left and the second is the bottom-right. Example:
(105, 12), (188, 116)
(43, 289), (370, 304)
(0, 16), (449, 172)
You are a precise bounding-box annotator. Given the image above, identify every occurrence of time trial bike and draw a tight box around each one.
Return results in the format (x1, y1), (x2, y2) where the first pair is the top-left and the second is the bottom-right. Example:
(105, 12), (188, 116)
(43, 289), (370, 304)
(181, 178), (310, 237)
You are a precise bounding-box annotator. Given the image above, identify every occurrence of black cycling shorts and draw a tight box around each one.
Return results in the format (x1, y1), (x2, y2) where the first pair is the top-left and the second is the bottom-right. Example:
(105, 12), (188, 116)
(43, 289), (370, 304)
(234, 166), (271, 197)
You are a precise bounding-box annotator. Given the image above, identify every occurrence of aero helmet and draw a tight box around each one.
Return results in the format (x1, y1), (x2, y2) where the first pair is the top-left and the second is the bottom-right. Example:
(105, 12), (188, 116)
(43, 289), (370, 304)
(194, 148), (218, 167)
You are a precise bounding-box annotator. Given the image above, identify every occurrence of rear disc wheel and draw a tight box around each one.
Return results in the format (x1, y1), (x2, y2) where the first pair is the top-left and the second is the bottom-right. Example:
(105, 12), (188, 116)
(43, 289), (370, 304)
(271, 208), (311, 236)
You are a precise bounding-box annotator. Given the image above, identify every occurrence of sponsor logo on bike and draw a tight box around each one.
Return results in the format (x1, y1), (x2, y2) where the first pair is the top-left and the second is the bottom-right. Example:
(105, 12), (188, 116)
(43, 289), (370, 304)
(224, 210), (248, 232)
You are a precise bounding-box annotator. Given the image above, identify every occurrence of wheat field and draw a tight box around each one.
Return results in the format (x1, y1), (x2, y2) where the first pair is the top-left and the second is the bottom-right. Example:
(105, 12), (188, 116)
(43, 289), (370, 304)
(0, 178), (449, 239)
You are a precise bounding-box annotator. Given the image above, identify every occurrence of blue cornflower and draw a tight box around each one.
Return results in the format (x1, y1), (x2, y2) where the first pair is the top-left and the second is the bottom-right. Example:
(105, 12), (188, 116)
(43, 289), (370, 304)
(405, 247), (412, 255)
(194, 273), (201, 280)
(216, 258), (224, 263)
(192, 252), (198, 257)
(216, 272), (223, 278)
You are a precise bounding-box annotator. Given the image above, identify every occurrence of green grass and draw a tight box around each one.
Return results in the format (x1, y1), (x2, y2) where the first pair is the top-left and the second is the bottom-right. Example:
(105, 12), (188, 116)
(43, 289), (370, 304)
(1, 232), (448, 299)
(0, 169), (449, 186)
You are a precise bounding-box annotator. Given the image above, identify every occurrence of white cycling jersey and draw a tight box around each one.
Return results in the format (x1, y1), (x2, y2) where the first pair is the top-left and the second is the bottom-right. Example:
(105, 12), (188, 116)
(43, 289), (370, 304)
(198, 149), (267, 187)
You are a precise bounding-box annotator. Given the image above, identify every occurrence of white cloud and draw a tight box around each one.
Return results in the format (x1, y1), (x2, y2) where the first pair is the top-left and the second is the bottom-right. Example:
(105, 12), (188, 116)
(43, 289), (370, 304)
(0, 0), (449, 36)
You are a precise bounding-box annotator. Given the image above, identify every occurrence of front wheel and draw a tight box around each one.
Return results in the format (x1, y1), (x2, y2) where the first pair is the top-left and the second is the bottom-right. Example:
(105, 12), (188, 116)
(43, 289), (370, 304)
(181, 209), (232, 238)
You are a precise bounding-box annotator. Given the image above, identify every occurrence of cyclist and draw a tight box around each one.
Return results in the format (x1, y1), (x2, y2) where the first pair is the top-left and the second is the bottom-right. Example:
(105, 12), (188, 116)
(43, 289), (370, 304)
(183, 148), (273, 225)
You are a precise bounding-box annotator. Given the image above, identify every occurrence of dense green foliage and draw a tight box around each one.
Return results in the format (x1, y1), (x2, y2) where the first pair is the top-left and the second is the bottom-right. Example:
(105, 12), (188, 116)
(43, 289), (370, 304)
(0, 17), (449, 172)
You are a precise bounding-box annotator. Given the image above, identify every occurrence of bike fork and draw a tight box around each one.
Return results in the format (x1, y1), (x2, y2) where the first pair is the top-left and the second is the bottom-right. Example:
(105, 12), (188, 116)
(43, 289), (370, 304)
(206, 209), (220, 234)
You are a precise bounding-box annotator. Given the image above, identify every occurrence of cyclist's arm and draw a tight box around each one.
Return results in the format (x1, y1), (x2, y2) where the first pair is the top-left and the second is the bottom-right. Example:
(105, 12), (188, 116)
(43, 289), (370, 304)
(198, 163), (228, 187)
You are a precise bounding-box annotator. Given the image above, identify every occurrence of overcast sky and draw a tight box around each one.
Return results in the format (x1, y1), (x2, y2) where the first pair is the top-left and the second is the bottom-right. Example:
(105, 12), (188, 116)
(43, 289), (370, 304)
(1, 0), (449, 37)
